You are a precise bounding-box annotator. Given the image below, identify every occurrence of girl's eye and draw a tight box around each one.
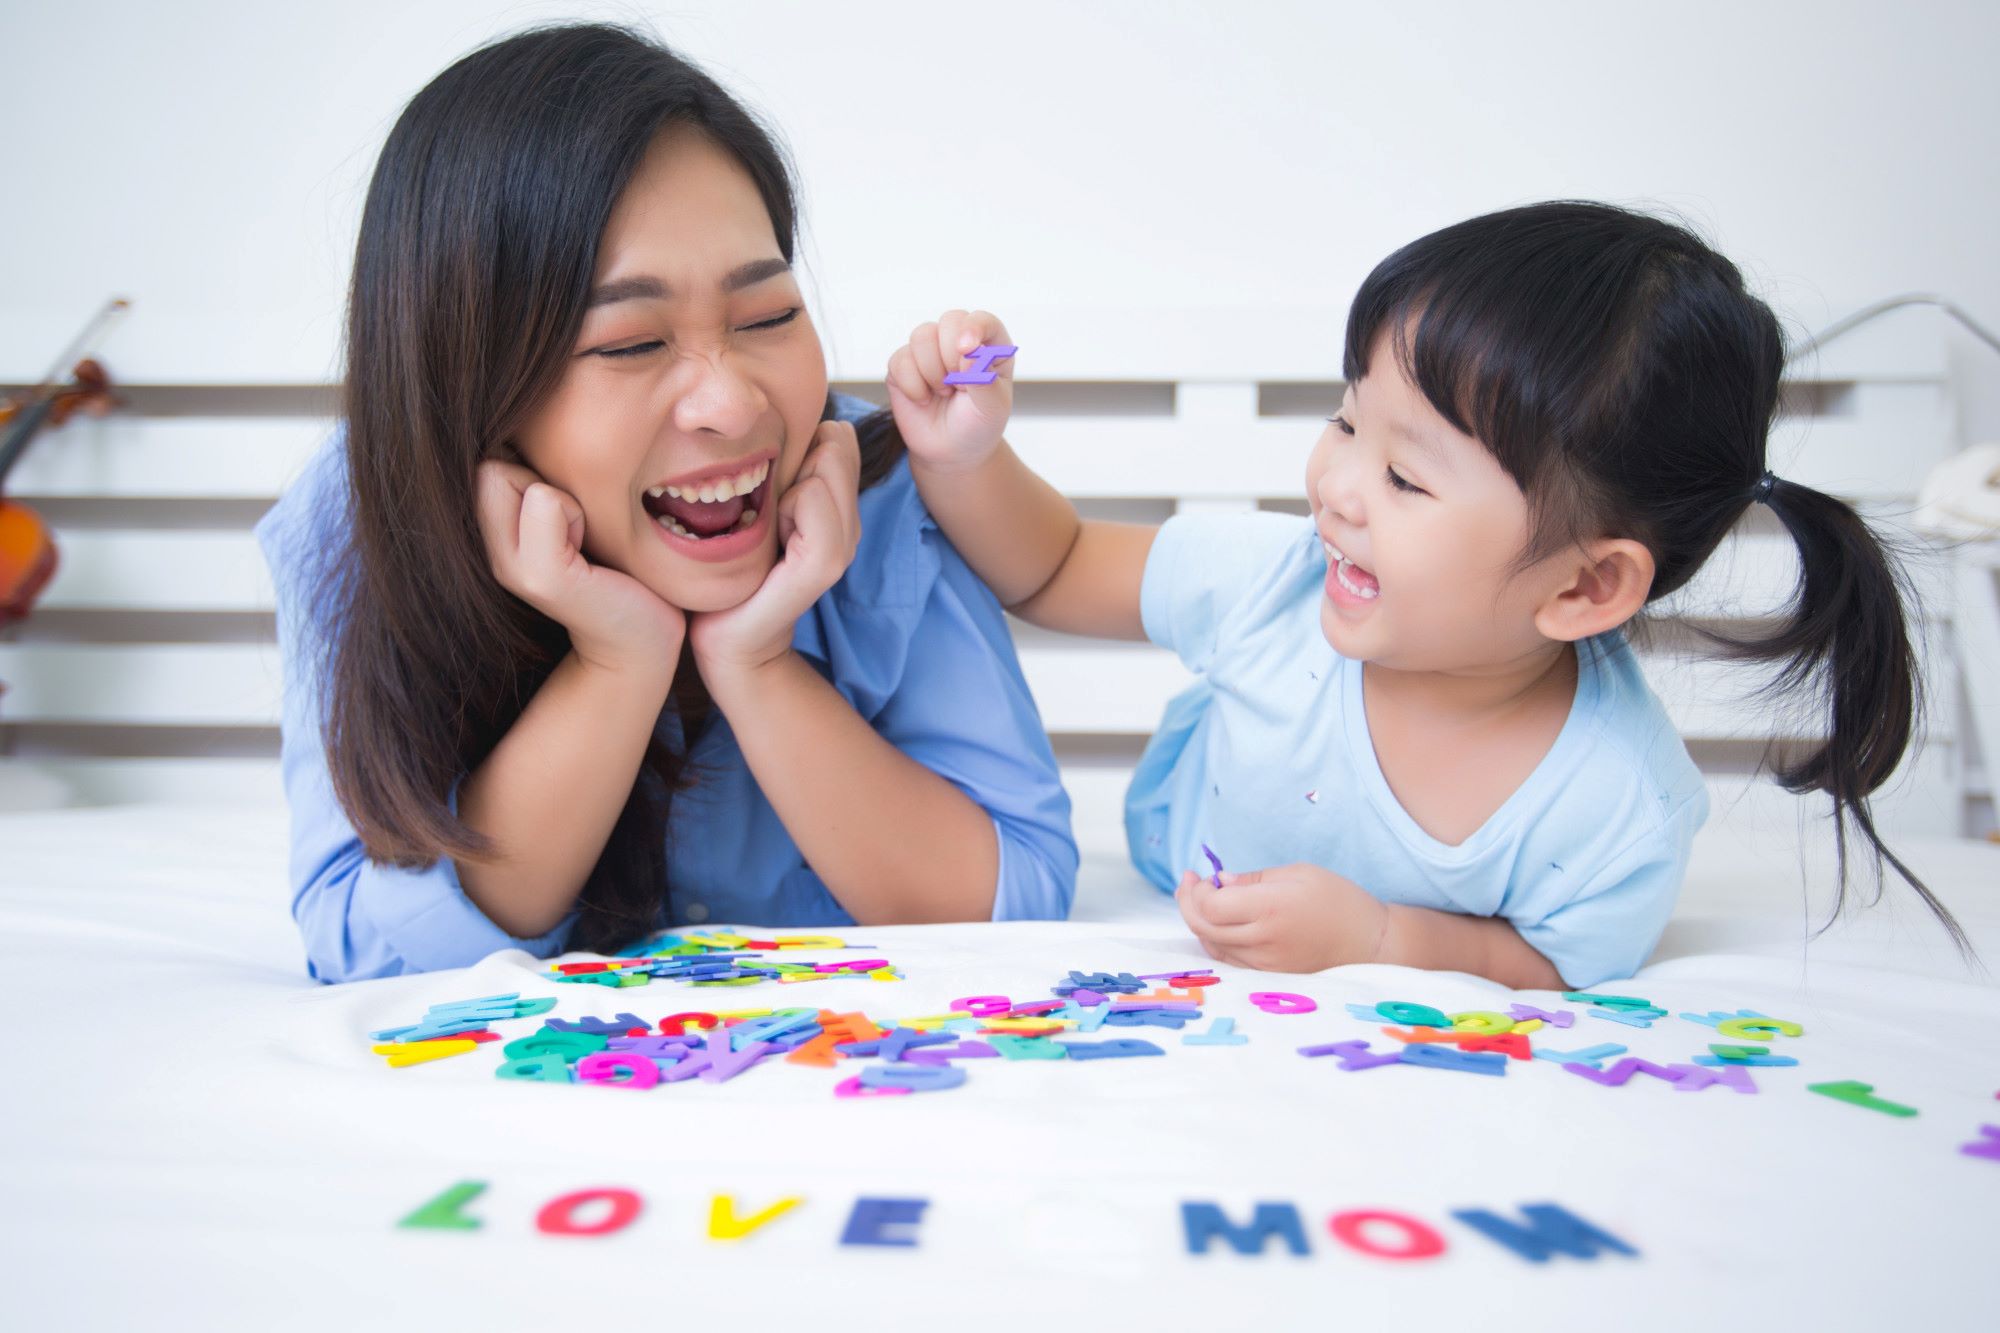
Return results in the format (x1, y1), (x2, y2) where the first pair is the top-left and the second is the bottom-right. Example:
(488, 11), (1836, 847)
(1385, 466), (1428, 496)
(1329, 414), (1356, 436)
(595, 340), (664, 360)
(741, 308), (800, 333)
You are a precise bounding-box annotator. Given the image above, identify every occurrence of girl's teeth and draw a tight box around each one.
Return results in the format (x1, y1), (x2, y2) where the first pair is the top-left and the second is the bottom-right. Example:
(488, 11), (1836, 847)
(1335, 557), (1380, 601)
(647, 486), (665, 500)
(666, 485), (684, 500)
(735, 508), (757, 530)
(713, 479), (735, 501)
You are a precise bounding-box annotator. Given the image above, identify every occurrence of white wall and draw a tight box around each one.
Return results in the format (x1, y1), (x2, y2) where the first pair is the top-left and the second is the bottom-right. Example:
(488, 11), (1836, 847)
(4, 0), (1999, 430)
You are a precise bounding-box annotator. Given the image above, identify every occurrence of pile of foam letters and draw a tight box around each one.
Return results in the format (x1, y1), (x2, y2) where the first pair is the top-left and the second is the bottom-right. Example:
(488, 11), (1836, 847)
(364, 929), (2000, 1161)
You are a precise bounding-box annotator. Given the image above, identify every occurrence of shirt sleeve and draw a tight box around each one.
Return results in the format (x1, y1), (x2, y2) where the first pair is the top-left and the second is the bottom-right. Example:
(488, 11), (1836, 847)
(862, 535), (1080, 923)
(258, 443), (573, 983)
(1508, 795), (1703, 989)
(1139, 510), (1313, 673)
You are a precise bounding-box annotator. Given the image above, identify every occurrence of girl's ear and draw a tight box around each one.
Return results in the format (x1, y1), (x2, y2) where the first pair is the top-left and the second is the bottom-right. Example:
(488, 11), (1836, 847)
(1534, 538), (1654, 642)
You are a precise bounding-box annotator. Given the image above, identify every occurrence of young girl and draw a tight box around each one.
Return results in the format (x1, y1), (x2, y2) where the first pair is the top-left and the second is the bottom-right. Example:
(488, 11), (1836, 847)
(893, 201), (1965, 989)
(257, 25), (1075, 983)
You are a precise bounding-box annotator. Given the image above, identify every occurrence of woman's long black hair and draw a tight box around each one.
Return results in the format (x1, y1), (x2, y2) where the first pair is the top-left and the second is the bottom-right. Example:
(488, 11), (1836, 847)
(1343, 201), (1966, 952)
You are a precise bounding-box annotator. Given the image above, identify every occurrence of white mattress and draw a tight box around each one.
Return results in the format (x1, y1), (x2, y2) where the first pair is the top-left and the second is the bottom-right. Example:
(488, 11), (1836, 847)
(3, 802), (1995, 1330)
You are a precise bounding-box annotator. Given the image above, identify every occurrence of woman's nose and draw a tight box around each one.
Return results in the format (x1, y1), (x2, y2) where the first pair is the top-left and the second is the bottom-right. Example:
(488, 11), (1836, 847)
(670, 354), (766, 438)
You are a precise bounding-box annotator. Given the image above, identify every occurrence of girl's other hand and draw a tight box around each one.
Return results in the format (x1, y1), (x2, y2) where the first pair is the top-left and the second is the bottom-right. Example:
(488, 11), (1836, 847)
(687, 418), (862, 682)
(475, 459), (685, 680)
(1173, 863), (1392, 973)
(886, 308), (1015, 476)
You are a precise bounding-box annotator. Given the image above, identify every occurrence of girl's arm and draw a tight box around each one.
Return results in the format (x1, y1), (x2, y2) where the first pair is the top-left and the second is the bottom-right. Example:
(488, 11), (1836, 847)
(455, 461), (687, 938)
(1376, 902), (1566, 991)
(1175, 865), (1565, 991)
(890, 310), (1155, 641)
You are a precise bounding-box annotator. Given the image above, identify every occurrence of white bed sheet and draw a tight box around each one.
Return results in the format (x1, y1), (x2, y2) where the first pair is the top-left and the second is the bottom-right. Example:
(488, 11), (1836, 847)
(2, 802), (1996, 1331)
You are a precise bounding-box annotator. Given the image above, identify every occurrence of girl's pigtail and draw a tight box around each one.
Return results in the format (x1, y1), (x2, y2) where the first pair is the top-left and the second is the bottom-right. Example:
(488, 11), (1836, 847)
(1707, 474), (1970, 954)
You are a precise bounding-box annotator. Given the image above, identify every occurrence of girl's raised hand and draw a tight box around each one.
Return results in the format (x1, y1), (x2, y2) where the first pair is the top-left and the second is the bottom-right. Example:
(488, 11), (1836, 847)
(475, 459), (685, 680)
(687, 418), (862, 680)
(886, 309), (1015, 475)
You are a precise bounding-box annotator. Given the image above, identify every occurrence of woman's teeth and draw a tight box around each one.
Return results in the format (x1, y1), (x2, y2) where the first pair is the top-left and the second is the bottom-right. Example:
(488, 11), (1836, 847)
(1324, 542), (1381, 601)
(645, 459), (770, 504)
(656, 508), (758, 539)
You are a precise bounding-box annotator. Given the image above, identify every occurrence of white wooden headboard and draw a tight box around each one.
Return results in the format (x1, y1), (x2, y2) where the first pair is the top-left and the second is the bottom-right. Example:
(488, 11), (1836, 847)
(0, 308), (1972, 844)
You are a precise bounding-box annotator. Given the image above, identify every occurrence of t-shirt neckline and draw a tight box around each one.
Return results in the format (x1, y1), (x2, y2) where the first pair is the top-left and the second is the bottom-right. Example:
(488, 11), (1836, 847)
(1337, 636), (1606, 865)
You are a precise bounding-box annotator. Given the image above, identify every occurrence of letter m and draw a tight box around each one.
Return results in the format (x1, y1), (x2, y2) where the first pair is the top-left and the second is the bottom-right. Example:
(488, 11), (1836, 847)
(1181, 1202), (1308, 1256)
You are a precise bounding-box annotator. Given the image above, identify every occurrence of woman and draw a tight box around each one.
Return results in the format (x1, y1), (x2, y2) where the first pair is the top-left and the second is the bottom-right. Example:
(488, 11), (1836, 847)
(257, 23), (1075, 982)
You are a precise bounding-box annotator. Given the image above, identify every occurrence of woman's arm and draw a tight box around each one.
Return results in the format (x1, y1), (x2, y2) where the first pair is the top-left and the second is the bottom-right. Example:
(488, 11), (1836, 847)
(455, 460), (688, 937)
(261, 444), (615, 980)
(705, 652), (1002, 922)
(455, 649), (675, 936)
(889, 310), (1155, 641)
(688, 420), (1037, 923)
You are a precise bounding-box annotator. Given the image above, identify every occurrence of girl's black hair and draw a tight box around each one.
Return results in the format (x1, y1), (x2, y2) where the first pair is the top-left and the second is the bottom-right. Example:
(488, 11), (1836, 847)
(1342, 200), (1966, 953)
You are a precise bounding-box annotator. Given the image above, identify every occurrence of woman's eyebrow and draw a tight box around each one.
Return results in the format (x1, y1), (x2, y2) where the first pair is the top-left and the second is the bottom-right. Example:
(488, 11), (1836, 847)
(587, 258), (792, 308)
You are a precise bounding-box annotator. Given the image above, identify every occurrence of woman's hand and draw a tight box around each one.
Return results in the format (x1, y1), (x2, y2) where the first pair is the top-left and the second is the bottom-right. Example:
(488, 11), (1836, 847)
(886, 308), (1015, 476)
(1174, 863), (1393, 973)
(688, 419), (862, 685)
(475, 459), (684, 681)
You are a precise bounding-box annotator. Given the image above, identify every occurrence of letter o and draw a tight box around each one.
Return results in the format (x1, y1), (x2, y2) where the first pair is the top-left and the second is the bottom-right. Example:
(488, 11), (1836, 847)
(1248, 991), (1318, 1015)
(535, 1188), (643, 1237)
(1327, 1209), (1446, 1260)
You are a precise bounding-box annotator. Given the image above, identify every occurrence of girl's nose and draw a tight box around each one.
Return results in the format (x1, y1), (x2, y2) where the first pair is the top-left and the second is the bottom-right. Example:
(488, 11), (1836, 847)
(670, 353), (766, 439)
(1316, 446), (1366, 529)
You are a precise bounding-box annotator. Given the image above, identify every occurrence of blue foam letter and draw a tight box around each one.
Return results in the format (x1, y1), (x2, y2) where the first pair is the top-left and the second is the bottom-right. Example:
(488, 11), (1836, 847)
(1451, 1203), (1638, 1264)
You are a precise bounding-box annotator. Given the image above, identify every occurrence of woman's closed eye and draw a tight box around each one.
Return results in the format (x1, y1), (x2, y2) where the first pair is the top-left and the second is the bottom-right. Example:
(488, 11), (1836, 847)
(589, 308), (800, 359)
(740, 307), (800, 333)
(594, 339), (664, 360)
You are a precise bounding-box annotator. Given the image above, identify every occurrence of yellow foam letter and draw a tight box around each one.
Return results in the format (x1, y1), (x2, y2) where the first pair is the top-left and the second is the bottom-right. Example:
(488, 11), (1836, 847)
(708, 1194), (803, 1241)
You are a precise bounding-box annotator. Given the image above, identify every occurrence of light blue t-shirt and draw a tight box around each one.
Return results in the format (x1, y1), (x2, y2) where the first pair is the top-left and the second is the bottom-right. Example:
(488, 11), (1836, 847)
(1125, 511), (1708, 988)
(259, 395), (1077, 983)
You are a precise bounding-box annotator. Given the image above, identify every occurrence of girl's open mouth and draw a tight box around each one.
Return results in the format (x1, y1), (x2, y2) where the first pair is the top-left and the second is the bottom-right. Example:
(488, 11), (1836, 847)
(1323, 541), (1381, 604)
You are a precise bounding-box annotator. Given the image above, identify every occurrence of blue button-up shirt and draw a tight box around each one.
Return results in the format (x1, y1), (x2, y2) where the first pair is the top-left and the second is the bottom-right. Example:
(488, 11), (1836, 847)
(257, 395), (1076, 982)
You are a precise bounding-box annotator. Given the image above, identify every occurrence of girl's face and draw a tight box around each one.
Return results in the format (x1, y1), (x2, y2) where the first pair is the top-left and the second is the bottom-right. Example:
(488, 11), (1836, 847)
(512, 125), (828, 614)
(1305, 340), (1572, 673)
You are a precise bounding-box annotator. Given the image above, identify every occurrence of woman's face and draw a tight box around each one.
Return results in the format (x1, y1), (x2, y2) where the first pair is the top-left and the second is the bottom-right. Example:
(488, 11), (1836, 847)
(513, 124), (828, 614)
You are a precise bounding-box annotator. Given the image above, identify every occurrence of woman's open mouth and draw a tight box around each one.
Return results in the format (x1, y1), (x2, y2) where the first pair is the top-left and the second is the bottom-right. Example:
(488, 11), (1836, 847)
(642, 456), (776, 562)
(643, 457), (772, 538)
